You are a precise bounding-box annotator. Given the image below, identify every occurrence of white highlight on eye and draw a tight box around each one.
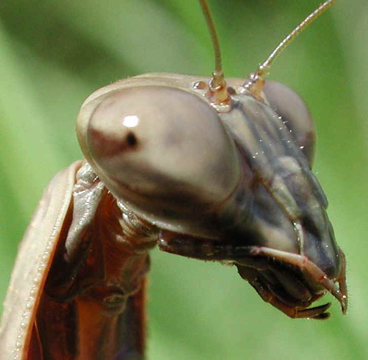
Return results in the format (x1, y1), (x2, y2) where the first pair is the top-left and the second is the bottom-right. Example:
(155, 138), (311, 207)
(122, 115), (139, 128)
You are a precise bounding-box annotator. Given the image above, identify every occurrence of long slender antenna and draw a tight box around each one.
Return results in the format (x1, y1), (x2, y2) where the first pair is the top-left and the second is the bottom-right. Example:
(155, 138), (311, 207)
(198, 0), (229, 104)
(242, 0), (338, 97)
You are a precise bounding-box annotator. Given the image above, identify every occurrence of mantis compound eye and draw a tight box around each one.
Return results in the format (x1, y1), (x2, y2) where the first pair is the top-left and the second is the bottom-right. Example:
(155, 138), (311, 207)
(263, 80), (316, 165)
(77, 85), (241, 235)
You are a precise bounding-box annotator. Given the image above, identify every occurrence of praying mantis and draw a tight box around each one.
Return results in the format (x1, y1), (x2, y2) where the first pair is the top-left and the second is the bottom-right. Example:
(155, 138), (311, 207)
(0, 0), (347, 359)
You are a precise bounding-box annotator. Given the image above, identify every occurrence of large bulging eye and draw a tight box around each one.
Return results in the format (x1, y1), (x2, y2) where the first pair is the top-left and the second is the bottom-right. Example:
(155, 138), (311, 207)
(77, 85), (240, 234)
(263, 80), (316, 166)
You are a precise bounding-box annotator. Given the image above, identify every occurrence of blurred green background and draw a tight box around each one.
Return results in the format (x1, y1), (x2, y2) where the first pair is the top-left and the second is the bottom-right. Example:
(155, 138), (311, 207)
(0, 0), (367, 359)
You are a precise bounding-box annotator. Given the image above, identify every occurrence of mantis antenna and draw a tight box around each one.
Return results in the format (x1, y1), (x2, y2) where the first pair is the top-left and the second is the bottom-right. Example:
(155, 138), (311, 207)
(198, 0), (230, 104)
(242, 0), (338, 97)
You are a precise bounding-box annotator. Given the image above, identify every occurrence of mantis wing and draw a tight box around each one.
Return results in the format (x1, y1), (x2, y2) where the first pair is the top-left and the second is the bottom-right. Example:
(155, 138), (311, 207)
(0, 161), (82, 359)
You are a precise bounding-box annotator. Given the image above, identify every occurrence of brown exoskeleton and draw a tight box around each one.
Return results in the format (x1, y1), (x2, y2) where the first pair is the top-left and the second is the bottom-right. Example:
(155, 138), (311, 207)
(0, 0), (347, 359)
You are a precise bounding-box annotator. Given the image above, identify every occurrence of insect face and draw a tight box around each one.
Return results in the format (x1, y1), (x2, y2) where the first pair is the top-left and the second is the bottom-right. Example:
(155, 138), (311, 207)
(78, 69), (347, 319)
